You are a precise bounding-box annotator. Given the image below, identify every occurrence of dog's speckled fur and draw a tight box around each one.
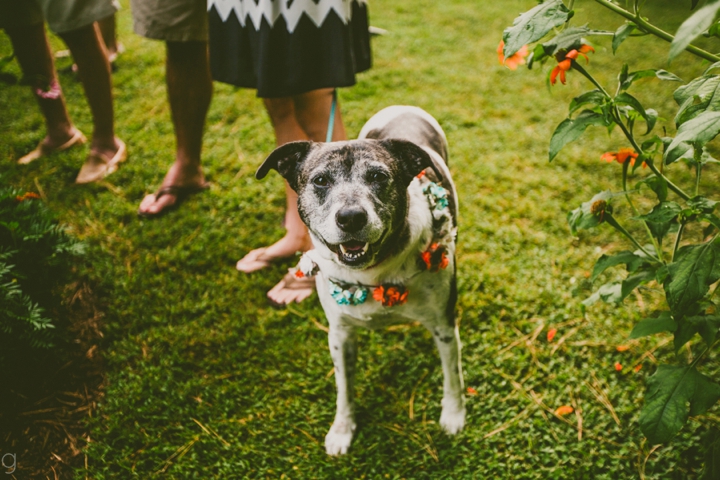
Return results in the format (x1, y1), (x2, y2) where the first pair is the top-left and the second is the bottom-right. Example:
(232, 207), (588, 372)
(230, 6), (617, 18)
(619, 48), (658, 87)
(257, 106), (465, 455)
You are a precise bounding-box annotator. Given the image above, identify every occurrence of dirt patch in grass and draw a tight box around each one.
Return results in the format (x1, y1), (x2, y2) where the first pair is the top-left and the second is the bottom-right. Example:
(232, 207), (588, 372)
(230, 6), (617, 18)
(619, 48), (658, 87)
(0, 281), (104, 478)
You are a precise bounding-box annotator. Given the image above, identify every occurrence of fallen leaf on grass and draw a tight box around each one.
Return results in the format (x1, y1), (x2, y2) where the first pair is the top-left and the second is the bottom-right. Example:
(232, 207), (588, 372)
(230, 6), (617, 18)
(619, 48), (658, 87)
(547, 328), (557, 342)
(554, 405), (574, 416)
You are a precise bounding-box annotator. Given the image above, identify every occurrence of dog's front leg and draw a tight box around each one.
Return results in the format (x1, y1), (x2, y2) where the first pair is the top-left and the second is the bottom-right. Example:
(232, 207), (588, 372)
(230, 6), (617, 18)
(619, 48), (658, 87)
(429, 323), (466, 435)
(324, 321), (357, 455)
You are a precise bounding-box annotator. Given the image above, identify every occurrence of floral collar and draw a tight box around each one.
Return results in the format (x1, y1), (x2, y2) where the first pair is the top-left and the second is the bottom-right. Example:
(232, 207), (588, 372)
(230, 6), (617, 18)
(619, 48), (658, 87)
(293, 173), (454, 307)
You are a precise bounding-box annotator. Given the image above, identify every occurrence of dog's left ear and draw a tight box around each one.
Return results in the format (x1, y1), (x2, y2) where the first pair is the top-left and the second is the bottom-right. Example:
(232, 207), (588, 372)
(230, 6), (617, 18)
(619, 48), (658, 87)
(256, 141), (314, 190)
(379, 139), (442, 186)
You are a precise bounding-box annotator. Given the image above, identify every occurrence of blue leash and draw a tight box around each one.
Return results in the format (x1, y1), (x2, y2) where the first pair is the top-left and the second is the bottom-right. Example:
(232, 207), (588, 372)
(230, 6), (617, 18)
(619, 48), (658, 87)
(325, 89), (337, 143)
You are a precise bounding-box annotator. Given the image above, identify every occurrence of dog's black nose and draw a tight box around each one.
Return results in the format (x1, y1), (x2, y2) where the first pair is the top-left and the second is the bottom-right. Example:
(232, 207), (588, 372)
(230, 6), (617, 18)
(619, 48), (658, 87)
(336, 207), (368, 233)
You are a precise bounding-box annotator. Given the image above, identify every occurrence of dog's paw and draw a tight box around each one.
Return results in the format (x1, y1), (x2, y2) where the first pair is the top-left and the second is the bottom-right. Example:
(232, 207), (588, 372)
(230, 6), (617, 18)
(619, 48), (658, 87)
(324, 419), (356, 456)
(440, 406), (466, 435)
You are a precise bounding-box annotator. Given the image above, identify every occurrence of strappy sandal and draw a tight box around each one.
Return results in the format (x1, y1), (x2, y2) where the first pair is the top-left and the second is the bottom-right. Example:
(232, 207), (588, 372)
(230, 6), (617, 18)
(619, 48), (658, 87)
(267, 269), (316, 308)
(137, 182), (210, 219)
(75, 139), (127, 184)
(17, 128), (87, 165)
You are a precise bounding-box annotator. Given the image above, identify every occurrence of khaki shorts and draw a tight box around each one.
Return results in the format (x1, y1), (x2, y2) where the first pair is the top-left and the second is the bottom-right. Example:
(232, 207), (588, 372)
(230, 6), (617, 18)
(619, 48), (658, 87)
(0, 0), (118, 34)
(131, 0), (207, 42)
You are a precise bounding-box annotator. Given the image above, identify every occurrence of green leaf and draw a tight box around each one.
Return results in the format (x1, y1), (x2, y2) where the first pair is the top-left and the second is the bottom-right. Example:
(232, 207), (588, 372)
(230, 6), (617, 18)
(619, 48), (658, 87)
(701, 430), (720, 480)
(622, 270), (656, 299)
(688, 196), (720, 214)
(569, 90), (606, 115)
(615, 92), (657, 134)
(620, 69), (682, 91)
(550, 110), (608, 161)
(674, 317), (701, 351)
(527, 43), (549, 69)
(592, 250), (647, 282)
(629, 311), (677, 339)
(639, 364), (719, 444)
(583, 281), (621, 306)
(689, 372), (720, 416)
(664, 237), (720, 315)
(665, 111), (720, 164)
(669, 0), (720, 62)
(673, 75), (720, 125)
(502, 0), (572, 58)
(636, 176), (668, 202)
(685, 315), (720, 346)
(635, 202), (683, 223)
(613, 23), (635, 54)
(541, 25), (610, 56)
(567, 191), (613, 235)
(703, 61), (720, 75)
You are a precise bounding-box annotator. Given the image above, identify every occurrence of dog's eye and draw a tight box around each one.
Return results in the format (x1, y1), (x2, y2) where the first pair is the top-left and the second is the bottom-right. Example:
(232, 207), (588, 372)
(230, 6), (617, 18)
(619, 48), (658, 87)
(313, 175), (329, 187)
(368, 171), (388, 182)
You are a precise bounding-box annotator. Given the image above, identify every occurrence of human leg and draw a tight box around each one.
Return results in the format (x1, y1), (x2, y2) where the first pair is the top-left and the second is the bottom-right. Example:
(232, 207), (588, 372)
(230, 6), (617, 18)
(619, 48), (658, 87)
(59, 22), (124, 182)
(138, 40), (212, 215)
(97, 13), (121, 61)
(5, 22), (82, 161)
(235, 97), (313, 273)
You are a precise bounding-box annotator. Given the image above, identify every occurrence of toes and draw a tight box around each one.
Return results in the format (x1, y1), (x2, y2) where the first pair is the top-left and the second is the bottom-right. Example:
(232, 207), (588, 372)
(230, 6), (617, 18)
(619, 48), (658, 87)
(440, 407), (466, 435)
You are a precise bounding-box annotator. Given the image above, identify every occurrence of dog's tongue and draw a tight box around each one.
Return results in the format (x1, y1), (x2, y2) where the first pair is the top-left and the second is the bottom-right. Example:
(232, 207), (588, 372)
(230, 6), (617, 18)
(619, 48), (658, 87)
(342, 240), (365, 252)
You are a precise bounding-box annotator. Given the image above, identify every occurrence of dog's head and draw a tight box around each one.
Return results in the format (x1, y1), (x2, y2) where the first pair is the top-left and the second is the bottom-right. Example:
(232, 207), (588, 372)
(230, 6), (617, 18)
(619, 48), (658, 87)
(256, 139), (438, 269)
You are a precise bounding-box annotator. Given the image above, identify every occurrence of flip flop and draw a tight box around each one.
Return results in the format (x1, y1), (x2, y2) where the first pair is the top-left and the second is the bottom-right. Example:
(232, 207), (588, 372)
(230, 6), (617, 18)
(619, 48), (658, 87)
(17, 128), (87, 165)
(236, 247), (297, 273)
(75, 139), (127, 184)
(267, 269), (316, 308)
(137, 182), (210, 219)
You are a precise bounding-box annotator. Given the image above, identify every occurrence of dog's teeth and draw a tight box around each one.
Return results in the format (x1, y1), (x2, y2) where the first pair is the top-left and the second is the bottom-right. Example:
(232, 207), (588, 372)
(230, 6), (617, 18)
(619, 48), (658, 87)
(340, 244), (348, 255)
(361, 243), (369, 254)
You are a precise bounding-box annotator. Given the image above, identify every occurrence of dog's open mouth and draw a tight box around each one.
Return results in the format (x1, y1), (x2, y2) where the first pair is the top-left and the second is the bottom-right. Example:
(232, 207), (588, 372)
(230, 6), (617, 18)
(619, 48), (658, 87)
(338, 240), (370, 264)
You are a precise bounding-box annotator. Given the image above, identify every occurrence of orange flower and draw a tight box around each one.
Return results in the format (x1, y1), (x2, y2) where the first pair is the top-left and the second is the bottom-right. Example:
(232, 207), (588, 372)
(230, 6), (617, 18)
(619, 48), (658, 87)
(15, 192), (41, 202)
(497, 40), (529, 71)
(467, 387), (478, 396)
(614, 362), (623, 372)
(554, 405), (574, 416)
(421, 243), (449, 272)
(601, 147), (645, 167)
(634, 364), (643, 373)
(373, 285), (409, 307)
(547, 328), (557, 342)
(616, 345), (630, 352)
(550, 44), (594, 86)
(416, 170), (426, 179)
(294, 270), (305, 278)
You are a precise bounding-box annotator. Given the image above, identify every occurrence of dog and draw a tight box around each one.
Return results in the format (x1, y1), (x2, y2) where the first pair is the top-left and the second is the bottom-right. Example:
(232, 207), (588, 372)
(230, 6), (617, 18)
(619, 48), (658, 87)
(256, 106), (465, 455)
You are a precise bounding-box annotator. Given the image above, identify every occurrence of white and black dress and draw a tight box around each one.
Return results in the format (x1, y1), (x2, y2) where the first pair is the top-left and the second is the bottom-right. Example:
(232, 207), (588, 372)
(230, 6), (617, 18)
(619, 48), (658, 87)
(207, 0), (372, 98)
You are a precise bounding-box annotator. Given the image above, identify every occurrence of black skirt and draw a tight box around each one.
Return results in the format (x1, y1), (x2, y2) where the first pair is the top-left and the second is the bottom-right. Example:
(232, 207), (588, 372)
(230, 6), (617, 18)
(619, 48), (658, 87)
(208, 0), (372, 98)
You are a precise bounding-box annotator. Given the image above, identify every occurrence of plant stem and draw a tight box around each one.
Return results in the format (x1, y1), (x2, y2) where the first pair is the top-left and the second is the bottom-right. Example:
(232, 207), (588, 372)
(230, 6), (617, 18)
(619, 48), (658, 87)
(622, 161), (664, 262)
(672, 222), (685, 262)
(572, 63), (691, 201)
(695, 164), (702, 198)
(605, 214), (660, 261)
(690, 339), (718, 369)
(592, 0), (720, 63)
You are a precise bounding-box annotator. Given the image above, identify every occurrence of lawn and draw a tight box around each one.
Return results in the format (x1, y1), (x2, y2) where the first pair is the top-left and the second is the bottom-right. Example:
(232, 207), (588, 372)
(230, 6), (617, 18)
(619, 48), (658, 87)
(1, 0), (719, 478)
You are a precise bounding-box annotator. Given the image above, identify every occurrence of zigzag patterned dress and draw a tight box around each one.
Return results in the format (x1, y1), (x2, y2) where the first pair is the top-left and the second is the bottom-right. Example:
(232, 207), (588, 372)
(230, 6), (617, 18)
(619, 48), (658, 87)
(207, 0), (372, 98)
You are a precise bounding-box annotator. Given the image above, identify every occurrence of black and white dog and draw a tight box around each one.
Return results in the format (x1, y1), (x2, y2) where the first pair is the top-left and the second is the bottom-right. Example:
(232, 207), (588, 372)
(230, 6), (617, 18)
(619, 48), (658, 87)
(256, 106), (465, 455)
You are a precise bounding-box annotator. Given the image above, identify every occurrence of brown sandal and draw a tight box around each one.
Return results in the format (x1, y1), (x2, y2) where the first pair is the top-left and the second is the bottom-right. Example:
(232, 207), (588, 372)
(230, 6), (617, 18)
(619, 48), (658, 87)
(137, 182), (210, 219)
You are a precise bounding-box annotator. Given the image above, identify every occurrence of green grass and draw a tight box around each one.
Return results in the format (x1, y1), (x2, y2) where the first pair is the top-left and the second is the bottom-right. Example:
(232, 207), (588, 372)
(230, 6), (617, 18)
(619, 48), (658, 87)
(1, 0), (720, 477)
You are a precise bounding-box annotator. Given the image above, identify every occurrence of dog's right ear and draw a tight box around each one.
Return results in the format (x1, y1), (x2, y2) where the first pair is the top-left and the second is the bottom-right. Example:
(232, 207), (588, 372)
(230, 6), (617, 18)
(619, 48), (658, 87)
(256, 141), (314, 190)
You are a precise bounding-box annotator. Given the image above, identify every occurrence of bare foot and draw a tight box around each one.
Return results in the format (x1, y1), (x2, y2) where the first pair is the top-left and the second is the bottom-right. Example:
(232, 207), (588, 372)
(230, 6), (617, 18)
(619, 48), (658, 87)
(76, 136), (127, 184)
(236, 232), (313, 273)
(138, 161), (206, 216)
(267, 270), (316, 306)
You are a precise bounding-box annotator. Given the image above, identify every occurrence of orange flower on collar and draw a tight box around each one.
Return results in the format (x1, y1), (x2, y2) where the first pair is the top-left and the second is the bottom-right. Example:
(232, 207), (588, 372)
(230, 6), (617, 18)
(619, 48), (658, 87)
(497, 40), (529, 71)
(421, 243), (449, 272)
(373, 285), (409, 307)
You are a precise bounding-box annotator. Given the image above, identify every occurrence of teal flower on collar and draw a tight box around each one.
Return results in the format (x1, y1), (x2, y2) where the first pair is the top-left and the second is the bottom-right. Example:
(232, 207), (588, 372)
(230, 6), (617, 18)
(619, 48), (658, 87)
(423, 182), (449, 210)
(329, 279), (368, 306)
